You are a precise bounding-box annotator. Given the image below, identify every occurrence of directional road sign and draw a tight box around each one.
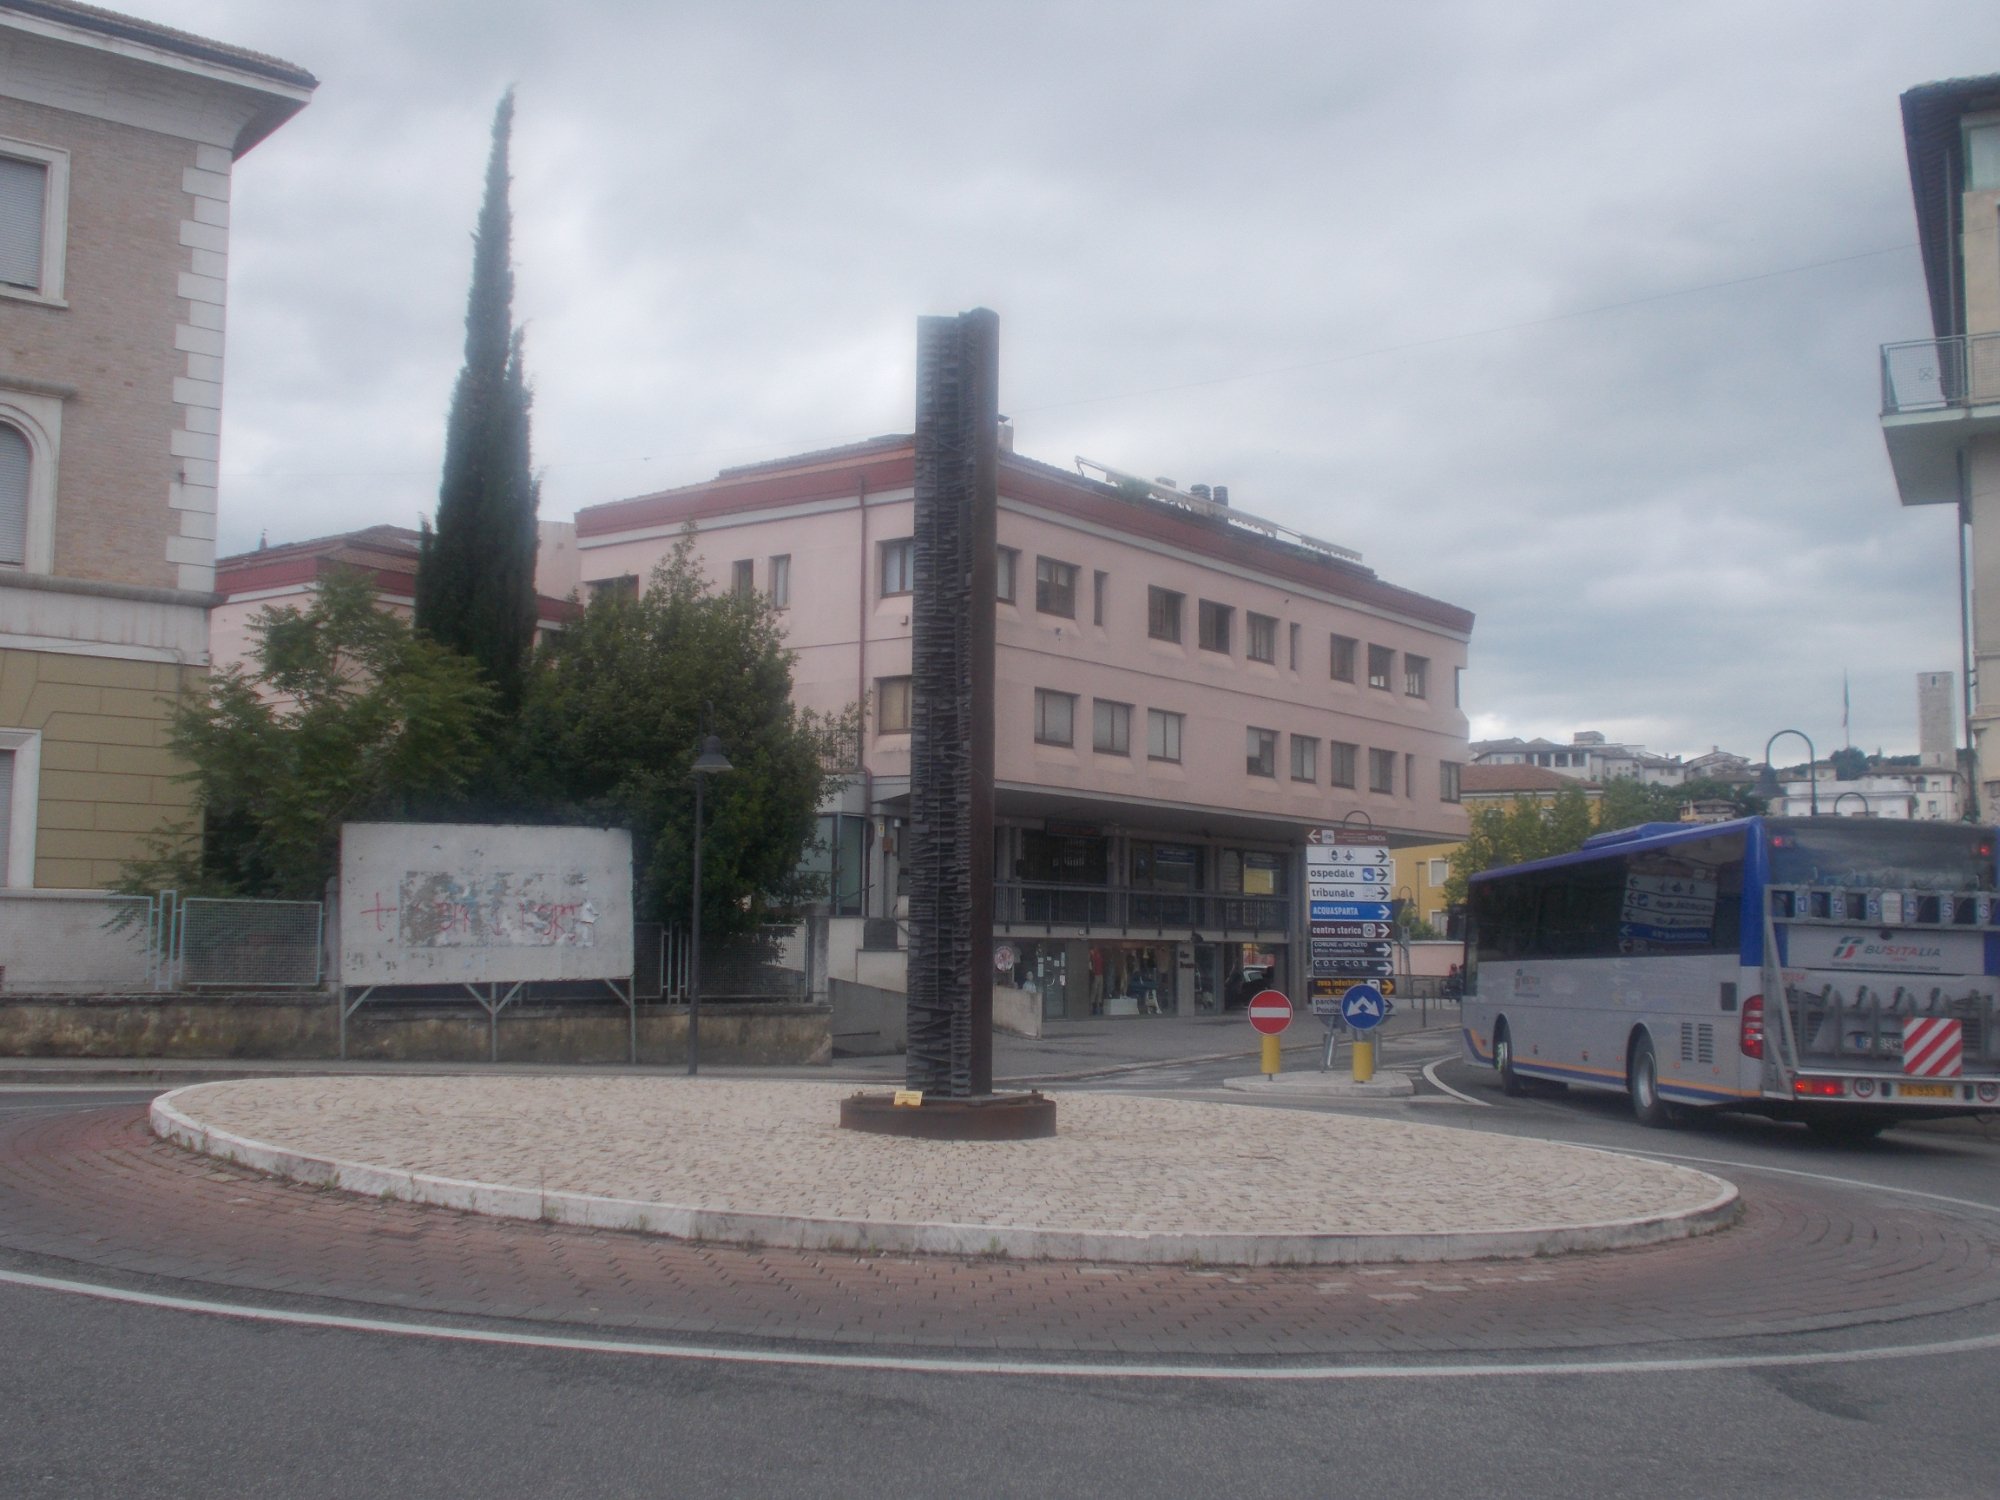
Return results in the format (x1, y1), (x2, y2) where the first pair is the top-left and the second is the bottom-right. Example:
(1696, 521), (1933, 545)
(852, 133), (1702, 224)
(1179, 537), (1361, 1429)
(1307, 864), (1390, 884)
(1309, 920), (1393, 940)
(1339, 983), (1388, 1031)
(1311, 938), (1394, 960)
(1310, 900), (1394, 923)
(1314, 957), (1396, 978)
(1308, 829), (1389, 849)
(1247, 990), (1293, 1035)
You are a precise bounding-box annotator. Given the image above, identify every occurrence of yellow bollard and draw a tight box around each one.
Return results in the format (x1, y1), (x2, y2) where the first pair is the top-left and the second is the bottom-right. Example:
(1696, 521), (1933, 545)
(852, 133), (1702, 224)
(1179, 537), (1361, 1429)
(1351, 1039), (1374, 1084)
(1261, 1033), (1281, 1078)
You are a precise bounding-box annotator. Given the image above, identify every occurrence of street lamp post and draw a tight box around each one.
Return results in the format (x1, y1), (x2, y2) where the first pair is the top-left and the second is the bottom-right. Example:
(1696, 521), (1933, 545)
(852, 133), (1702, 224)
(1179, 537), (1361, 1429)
(687, 733), (734, 1077)
(1757, 729), (1819, 817)
(1833, 790), (1871, 818)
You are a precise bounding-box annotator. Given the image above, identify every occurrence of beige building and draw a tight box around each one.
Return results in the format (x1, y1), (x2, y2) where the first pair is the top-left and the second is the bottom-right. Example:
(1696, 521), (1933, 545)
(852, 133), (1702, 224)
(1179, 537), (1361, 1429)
(1880, 75), (2000, 815)
(575, 433), (1474, 1015)
(0, 3), (312, 887)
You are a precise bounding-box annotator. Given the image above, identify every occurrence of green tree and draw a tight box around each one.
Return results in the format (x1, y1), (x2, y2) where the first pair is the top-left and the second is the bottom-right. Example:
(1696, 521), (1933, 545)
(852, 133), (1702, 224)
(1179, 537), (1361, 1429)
(1442, 784), (1595, 905)
(415, 89), (539, 716)
(1829, 746), (1869, 781)
(512, 535), (858, 943)
(121, 569), (496, 900)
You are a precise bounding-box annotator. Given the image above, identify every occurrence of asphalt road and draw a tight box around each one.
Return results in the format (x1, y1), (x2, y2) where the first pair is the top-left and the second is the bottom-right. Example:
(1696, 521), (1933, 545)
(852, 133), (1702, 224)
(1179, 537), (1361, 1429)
(4, 1071), (1999, 1500)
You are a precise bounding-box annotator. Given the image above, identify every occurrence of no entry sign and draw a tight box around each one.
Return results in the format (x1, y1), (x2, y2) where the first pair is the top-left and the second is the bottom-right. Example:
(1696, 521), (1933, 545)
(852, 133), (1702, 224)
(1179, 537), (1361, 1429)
(1247, 989), (1293, 1035)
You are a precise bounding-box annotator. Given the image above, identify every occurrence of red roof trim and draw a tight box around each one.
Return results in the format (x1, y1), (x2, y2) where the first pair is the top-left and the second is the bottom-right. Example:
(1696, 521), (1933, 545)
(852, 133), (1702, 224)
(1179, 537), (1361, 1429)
(575, 440), (1474, 634)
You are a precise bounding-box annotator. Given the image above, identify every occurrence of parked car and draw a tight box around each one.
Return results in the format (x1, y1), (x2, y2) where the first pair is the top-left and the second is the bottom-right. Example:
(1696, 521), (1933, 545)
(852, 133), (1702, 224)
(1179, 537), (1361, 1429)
(1222, 964), (1273, 1010)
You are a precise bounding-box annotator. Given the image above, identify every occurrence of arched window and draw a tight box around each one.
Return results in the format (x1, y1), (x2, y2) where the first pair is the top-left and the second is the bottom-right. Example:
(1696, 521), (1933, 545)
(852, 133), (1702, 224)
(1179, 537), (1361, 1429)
(0, 421), (27, 566)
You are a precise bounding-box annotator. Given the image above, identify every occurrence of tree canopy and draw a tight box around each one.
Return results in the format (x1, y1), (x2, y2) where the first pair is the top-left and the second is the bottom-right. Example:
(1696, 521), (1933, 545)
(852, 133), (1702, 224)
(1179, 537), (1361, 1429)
(415, 89), (539, 716)
(510, 535), (858, 943)
(124, 569), (496, 900)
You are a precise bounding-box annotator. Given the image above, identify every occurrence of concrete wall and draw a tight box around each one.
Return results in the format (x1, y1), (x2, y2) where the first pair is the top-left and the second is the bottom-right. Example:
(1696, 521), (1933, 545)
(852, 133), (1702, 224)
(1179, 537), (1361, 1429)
(0, 995), (830, 1066)
(829, 976), (905, 1055)
(0, 889), (151, 990)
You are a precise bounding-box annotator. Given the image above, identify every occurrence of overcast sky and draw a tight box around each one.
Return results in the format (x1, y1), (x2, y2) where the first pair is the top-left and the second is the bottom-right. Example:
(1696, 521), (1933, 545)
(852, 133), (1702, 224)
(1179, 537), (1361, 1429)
(139, 0), (2000, 762)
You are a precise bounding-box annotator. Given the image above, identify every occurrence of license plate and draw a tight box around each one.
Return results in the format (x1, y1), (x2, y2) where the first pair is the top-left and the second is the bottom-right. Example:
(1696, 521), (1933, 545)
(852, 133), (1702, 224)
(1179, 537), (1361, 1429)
(1898, 1082), (1956, 1099)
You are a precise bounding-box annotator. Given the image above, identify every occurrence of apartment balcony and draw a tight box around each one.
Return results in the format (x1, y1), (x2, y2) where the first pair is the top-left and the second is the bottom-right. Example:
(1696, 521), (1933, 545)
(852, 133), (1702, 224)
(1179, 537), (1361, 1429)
(1880, 333), (2000, 507)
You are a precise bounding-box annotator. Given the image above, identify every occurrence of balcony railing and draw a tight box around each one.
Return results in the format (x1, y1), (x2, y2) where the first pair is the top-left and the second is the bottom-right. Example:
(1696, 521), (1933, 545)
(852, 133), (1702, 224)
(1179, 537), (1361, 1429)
(994, 880), (1291, 935)
(1881, 333), (2000, 415)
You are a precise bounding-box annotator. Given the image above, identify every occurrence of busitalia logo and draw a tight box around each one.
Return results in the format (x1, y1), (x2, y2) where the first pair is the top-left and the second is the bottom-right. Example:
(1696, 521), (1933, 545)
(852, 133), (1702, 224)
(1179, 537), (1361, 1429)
(1828, 934), (1945, 965)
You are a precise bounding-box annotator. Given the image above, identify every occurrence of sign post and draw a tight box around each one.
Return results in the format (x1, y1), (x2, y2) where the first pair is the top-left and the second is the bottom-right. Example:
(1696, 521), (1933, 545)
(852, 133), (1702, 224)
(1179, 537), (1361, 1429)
(1338, 982), (1388, 1084)
(1248, 988), (1292, 1078)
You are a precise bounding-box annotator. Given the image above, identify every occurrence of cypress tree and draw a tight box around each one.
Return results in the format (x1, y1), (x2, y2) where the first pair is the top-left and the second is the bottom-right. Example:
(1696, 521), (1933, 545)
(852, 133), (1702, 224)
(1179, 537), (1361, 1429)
(416, 89), (539, 714)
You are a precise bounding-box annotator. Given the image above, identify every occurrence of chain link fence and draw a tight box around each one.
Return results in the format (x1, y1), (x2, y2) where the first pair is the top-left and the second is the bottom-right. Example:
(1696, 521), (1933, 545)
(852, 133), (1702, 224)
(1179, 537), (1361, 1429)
(174, 898), (324, 989)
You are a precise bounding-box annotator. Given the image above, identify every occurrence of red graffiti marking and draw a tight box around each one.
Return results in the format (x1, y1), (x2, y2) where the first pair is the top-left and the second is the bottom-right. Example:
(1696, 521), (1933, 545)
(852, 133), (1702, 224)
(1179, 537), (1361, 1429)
(361, 893), (397, 932)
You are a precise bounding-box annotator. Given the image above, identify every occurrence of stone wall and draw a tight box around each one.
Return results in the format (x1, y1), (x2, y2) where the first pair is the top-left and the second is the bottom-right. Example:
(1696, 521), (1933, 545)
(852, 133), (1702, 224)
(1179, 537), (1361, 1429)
(0, 995), (830, 1067)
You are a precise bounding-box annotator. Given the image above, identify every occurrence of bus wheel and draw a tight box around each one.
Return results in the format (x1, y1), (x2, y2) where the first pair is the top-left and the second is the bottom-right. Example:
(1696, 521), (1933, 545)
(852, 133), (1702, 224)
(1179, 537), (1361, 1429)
(1629, 1035), (1677, 1129)
(1495, 1023), (1527, 1097)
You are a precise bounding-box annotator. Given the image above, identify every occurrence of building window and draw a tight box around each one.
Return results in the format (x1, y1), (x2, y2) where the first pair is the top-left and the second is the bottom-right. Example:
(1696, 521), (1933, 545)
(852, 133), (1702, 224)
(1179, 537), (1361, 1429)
(585, 574), (637, 603)
(1425, 857), (1449, 886)
(0, 425), (27, 568)
(996, 546), (1018, 603)
(1247, 727), (1277, 777)
(1369, 748), (1396, 794)
(1247, 612), (1277, 664)
(0, 141), (68, 304)
(1454, 665), (1465, 707)
(1330, 634), (1356, 683)
(1198, 600), (1232, 654)
(1148, 586), (1184, 642)
(1330, 740), (1358, 788)
(0, 393), (60, 574)
(1035, 688), (1076, 746)
(881, 538), (914, 596)
(1036, 556), (1077, 617)
(1290, 734), (1317, 783)
(1404, 655), (1428, 698)
(767, 554), (791, 607)
(1970, 122), (2000, 190)
(1367, 644), (1393, 691)
(1093, 570), (1108, 627)
(0, 728), (39, 887)
(877, 675), (913, 734)
(1289, 622), (1301, 671)
(1406, 753), (1417, 797)
(1440, 760), (1462, 803)
(1093, 699), (1131, 755)
(1147, 708), (1183, 763)
(731, 558), (754, 598)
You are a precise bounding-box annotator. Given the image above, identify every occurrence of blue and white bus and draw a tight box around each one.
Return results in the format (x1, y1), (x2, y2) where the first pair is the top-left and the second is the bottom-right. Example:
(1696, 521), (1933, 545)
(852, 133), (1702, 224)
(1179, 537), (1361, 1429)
(1461, 816), (2000, 1138)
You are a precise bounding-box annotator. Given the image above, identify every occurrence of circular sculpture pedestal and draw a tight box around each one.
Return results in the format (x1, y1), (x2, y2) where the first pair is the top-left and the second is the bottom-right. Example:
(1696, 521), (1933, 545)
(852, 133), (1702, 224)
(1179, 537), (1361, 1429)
(839, 1090), (1058, 1140)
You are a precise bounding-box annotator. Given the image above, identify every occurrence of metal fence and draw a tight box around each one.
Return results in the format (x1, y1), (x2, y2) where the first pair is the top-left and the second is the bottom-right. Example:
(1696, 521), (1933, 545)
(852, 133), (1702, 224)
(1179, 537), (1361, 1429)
(656, 922), (808, 1003)
(175, 898), (324, 989)
(1881, 332), (2000, 414)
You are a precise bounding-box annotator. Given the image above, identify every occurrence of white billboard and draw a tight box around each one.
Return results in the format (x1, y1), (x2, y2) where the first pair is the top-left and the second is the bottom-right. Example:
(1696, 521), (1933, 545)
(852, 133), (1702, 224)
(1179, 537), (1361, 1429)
(338, 823), (635, 987)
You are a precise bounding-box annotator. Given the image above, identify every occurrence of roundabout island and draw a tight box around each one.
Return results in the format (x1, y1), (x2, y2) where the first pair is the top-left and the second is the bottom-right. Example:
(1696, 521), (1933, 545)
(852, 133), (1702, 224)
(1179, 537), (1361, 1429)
(150, 1075), (1737, 1266)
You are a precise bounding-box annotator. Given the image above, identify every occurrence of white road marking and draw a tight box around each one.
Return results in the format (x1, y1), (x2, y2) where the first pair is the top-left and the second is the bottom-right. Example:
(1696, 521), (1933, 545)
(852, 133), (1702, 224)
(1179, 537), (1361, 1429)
(3, 1263), (1997, 1381)
(1421, 1054), (1489, 1106)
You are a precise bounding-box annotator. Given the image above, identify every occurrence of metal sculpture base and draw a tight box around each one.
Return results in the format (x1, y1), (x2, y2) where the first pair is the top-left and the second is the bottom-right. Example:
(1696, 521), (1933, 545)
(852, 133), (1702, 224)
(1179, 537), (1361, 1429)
(839, 1091), (1057, 1140)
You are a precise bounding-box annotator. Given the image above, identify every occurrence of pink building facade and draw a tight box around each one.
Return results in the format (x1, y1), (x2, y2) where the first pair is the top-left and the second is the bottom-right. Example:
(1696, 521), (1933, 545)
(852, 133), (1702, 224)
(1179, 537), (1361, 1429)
(576, 435), (1475, 1021)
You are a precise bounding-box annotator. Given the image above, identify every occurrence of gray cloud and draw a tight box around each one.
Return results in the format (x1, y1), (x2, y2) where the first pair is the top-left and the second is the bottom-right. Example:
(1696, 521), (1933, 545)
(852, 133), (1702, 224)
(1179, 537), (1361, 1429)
(141, 0), (2000, 760)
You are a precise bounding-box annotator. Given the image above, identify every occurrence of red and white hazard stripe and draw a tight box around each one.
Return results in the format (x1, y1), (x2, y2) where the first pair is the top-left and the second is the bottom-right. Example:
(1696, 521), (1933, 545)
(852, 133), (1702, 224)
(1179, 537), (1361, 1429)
(1902, 1017), (1964, 1077)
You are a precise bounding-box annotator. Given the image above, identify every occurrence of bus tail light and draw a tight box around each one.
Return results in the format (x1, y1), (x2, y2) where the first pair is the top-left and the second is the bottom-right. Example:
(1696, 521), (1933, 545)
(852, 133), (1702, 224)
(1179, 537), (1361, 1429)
(1794, 1077), (1847, 1097)
(1740, 993), (1764, 1059)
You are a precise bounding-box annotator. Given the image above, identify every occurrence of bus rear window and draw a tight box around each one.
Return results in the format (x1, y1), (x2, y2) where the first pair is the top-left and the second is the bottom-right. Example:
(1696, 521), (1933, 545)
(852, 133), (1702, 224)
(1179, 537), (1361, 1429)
(1765, 820), (1997, 892)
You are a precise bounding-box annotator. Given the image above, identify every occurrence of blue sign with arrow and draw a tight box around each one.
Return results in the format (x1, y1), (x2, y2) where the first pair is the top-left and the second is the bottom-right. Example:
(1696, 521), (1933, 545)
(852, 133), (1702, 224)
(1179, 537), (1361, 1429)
(1339, 983), (1389, 1031)
(1310, 900), (1394, 922)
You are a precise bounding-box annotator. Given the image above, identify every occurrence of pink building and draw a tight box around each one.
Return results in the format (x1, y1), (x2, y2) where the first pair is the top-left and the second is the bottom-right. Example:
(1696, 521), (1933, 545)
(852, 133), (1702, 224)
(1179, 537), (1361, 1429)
(576, 433), (1474, 1023)
(212, 523), (580, 678)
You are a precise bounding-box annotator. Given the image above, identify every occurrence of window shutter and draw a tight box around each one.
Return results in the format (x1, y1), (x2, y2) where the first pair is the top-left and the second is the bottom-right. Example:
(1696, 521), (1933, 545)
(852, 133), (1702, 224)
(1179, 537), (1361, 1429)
(0, 157), (45, 289)
(0, 424), (28, 565)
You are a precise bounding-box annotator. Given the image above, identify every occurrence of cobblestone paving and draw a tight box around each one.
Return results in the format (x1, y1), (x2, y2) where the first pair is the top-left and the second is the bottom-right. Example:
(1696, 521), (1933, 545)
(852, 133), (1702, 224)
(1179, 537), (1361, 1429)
(4, 1103), (1998, 1360)
(157, 1077), (1726, 1238)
